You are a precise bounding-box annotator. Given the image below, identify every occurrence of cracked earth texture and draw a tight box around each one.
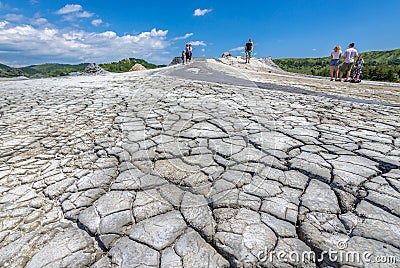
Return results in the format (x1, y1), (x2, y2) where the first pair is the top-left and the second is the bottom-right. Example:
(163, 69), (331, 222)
(1, 59), (400, 267)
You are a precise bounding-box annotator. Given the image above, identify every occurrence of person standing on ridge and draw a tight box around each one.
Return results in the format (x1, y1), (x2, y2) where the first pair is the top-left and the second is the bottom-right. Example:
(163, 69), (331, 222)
(351, 54), (364, 83)
(245, 39), (254, 64)
(185, 44), (190, 64)
(339, 43), (358, 82)
(188, 44), (193, 63)
(329, 45), (342, 81)
(181, 50), (186, 65)
(185, 44), (193, 64)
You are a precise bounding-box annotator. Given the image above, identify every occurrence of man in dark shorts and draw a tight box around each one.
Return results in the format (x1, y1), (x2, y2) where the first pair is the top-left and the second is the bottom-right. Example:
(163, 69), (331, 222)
(339, 43), (358, 82)
(245, 39), (254, 64)
(185, 44), (191, 63)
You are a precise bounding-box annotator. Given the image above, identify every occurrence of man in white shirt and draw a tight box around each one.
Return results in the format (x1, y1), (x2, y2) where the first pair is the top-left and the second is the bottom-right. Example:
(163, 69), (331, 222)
(339, 43), (359, 82)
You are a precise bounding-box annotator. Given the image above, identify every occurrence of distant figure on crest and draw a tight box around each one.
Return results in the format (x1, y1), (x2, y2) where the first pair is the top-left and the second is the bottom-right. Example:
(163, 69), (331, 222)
(185, 44), (190, 64)
(189, 44), (193, 63)
(330, 45), (342, 81)
(245, 39), (254, 64)
(181, 50), (186, 65)
(339, 43), (358, 82)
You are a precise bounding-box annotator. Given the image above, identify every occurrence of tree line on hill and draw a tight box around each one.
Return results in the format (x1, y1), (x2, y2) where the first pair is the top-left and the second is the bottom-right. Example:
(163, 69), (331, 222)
(0, 58), (165, 78)
(274, 48), (400, 83)
(99, 58), (165, 72)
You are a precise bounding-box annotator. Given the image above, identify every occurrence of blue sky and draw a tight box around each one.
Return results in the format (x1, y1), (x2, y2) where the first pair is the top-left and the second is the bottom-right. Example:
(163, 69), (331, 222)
(1, 0), (399, 66)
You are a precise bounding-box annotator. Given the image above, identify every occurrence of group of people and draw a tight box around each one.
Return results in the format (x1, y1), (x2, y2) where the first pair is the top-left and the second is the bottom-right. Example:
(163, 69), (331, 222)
(179, 40), (365, 84)
(330, 43), (364, 83)
(180, 39), (255, 65)
(181, 44), (193, 64)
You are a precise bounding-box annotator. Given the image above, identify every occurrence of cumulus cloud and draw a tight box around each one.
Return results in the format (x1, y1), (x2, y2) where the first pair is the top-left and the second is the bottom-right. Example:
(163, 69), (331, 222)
(0, 21), (170, 66)
(193, 8), (212, 16)
(190, 41), (206, 46)
(76, 11), (94, 18)
(3, 14), (25, 22)
(0, 20), (8, 28)
(29, 13), (49, 26)
(230, 46), (244, 52)
(172, 33), (193, 41)
(56, 4), (83, 15)
(91, 19), (103, 26)
(30, 17), (48, 25)
(56, 4), (95, 22)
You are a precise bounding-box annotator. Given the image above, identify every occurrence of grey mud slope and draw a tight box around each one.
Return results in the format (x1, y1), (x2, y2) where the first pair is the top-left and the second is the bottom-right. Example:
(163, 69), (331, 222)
(0, 61), (400, 267)
(159, 58), (400, 107)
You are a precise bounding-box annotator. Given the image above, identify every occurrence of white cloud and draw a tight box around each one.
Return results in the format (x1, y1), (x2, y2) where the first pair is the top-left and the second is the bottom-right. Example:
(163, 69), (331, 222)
(201, 48), (205, 52)
(30, 17), (48, 25)
(3, 14), (25, 22)
(172, 33), (193, 41)
(62, 14), (78, 22)
(0, 20), (8, 28)
(56, 4), (83, 15)
(91, 19), (103, 26)
(193, 8), (212, 16)
(0, 21), (170, 65)
(230, 46), (244, 52)
(137, 28), (168, 39)
(56, 5), (95, 22)
(76, 11), (94, 18)
(189, 41), (206, 46)
(29, 13), (49, 26)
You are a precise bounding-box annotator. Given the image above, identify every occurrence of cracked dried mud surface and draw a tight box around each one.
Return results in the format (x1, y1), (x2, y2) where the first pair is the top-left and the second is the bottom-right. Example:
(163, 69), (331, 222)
(1, 60), (400, 267)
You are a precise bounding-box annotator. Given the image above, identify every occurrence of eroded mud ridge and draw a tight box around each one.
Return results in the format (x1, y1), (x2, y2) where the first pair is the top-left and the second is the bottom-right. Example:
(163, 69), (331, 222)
(1, 72), (399, 267)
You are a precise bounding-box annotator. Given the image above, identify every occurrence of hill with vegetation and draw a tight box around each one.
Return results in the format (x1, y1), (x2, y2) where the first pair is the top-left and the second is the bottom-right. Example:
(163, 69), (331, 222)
(274, 48), (400, 82)
(0, 67), (24, 78)
(0, 63), (10, 69)
(99, 58), (166, 72)
(0, 58), (164, 78)
(20, 63), (89, 78)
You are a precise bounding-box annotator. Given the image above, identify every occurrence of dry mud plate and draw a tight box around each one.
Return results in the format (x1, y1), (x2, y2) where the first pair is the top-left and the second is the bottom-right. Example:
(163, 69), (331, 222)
(1, 59), (400, 267)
